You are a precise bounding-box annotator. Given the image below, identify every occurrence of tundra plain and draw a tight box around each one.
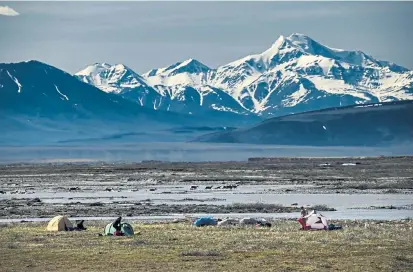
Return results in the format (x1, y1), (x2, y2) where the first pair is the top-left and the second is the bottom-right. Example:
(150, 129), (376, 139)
(1, 156), (412, 219)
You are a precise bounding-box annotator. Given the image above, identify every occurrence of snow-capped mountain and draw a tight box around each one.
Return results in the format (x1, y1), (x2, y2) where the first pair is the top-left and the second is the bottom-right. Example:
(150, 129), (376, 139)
(76, 62), (169, 111)
(76, 60), (250, 116)
(76, 62), (150, 94)
(76, 33), (413, 117)
(143, 58), (211, 87)
(1, 60), (165, 119)
(207, 33), (413, 115)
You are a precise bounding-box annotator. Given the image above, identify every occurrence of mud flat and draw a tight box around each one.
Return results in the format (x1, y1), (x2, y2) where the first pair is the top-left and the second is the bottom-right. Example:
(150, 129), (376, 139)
(0, 156), (412, 219)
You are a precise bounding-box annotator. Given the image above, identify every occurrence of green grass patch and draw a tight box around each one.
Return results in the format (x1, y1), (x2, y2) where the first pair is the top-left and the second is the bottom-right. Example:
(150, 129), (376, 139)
(0, 220), (412, 271)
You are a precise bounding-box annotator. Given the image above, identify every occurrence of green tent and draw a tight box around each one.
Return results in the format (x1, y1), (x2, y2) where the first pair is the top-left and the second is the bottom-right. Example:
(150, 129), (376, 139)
(104, 222), (134, 236)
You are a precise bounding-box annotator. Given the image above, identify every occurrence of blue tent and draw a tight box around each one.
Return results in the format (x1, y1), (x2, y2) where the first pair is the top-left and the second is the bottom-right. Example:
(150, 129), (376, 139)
(193, 217), (217, 227)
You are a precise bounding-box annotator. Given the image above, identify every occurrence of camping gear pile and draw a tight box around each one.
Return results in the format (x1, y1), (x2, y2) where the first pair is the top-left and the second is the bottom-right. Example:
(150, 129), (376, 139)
(240, 217), (272, 227)
(217, 218), (239, 226)
(193, 217), (272, 228)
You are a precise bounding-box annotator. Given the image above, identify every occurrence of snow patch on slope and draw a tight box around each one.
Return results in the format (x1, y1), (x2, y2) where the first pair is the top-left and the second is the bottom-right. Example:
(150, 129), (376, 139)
(6, 70), (22, 93)
(308, 76), (372, 100)
(146, 71), (208, 87)
(54, 84), (69, 101)
(296, 55), (335, 76)
(283, 84), (310, 107)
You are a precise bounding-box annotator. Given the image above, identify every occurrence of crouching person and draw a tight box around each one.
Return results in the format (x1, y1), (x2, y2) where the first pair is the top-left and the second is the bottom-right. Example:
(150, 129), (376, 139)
(72, 220), (87, 231)
(103, 216), (135, 236)
(112, 217), (124, 236)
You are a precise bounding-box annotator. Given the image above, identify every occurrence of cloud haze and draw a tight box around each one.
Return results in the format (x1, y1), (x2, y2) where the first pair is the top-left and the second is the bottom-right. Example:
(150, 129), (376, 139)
(0, 6), (19, 16)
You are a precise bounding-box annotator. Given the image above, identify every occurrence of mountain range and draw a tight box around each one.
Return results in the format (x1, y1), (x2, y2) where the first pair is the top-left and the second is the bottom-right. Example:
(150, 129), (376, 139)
(1, 33), (413, 145)
(0, 61), (240, 145)
(76, 33), (413, 117)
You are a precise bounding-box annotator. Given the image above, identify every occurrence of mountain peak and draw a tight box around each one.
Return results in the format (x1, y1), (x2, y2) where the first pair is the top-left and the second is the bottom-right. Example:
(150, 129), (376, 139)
(288, 33), (311, 40)
(183, 58), (196, 63)
(75, 62), (147, 93)
(5, 60), (56, 70)
(76, 63), (135, 77)
(93, 62), (111, 67)
(76, 62), (112, 76)
(283, 33), (380, 67)
(181, 58), (204, 65)
(144, 58), (210, 79)
(25, 60), (49, 66)
(285, 33), (320, 52)
(269, 35), (286, 49)
(113, 63), (130, 72)
(1, 60), (73, 78)
(176, 58), (210, 73)
(261, 35), (287, 59)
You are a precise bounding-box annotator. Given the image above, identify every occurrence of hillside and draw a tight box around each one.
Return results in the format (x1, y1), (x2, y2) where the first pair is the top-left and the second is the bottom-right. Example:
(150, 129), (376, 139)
(193, 100), (413, 146)
(0, 61), (239, 144)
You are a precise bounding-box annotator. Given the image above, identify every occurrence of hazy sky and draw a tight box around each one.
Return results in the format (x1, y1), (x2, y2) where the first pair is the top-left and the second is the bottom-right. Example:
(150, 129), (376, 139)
(1, 1), (412, 74)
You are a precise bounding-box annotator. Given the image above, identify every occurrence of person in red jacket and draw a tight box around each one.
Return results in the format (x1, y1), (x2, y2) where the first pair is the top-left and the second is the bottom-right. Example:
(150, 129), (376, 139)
(298, 207), (309, 230)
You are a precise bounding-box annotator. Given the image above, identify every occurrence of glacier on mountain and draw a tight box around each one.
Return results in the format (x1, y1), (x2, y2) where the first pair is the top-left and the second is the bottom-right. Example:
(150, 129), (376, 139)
(75, 33), (413, 117)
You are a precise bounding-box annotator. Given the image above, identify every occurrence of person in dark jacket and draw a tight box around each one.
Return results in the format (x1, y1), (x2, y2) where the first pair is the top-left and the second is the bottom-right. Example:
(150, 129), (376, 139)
(300, 206), (308, 218)
(66, 220), (87, 231)
(75, 220), (87, 231)
(112, 216), (124, 236)
(300, 206), (308, 229)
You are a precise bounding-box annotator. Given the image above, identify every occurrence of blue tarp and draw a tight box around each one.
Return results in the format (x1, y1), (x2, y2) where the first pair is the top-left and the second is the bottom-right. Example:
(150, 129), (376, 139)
(193, 217), (217, 227)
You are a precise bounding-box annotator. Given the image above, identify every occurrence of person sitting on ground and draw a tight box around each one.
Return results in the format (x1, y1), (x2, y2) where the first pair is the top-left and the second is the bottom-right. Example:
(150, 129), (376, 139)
(74, 220), (87, 231)
(299, 206), (308, 229)
(300, 206), (308, 218)
(65, 220), (87, 231)
(113, 216), (124, 236)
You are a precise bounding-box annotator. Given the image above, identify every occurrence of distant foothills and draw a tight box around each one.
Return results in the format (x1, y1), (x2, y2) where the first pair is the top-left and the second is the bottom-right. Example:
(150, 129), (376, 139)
(1, 34), (412, 146)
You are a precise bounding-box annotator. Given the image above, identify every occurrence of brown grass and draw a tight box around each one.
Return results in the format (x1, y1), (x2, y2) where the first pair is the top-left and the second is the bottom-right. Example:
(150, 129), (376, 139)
(0, 220), (412, 272)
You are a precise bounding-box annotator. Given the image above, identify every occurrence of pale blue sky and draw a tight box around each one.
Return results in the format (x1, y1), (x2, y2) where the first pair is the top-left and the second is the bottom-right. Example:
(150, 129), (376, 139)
(1, 1), (412, 74)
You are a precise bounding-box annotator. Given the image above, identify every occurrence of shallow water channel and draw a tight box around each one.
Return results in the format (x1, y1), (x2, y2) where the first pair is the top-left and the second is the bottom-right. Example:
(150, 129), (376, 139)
(1, 184), (412, 222)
